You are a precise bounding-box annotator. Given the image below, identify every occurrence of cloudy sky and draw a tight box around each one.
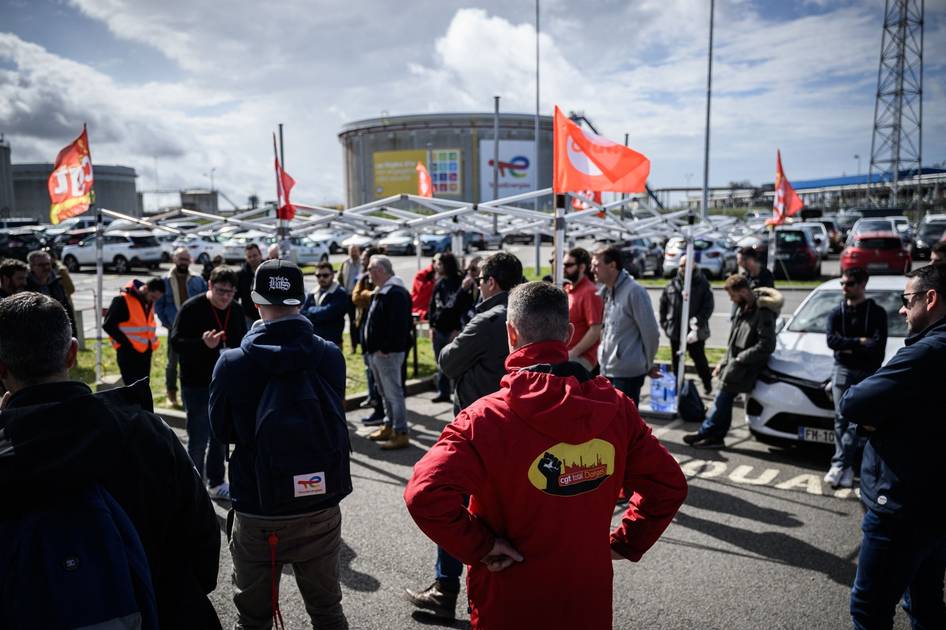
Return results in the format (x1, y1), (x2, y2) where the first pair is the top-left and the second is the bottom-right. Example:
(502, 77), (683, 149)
(1, 0), (944, 209)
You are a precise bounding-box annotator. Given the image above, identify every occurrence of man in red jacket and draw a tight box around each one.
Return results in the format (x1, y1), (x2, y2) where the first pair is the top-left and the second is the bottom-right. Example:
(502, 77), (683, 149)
(404, 281), (687, 630)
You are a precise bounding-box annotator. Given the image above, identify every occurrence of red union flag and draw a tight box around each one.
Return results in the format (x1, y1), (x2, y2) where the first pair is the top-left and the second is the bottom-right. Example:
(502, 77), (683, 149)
(772, 150), (803, 225)
(48, 126), (94, 224)
(553, 106), (650, 193)
(273, 134), (296, 221)
(416, 161), (433, 198)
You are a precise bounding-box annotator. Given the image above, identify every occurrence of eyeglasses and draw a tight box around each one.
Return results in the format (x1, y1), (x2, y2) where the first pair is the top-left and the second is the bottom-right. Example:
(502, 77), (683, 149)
(315, 273), (333, 279)
(212, 286), (236, 296)
(475, 275), (490, 285)
(840, 280), (859, 288)
(901, 291), (923, 308)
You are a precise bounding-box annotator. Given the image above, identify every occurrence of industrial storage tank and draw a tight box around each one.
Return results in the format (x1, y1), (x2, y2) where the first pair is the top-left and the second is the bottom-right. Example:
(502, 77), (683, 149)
(12, 163), (138, 223)
(0, 136), (14, 217)
(338, 112), (553, 208)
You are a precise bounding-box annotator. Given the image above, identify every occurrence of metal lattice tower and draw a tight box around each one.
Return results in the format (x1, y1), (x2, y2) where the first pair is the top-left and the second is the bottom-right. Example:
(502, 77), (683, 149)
(868, 0), (924, 208)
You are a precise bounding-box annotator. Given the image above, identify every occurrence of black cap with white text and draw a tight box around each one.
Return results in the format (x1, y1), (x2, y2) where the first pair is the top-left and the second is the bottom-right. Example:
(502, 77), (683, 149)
(251, 259), (305, 306)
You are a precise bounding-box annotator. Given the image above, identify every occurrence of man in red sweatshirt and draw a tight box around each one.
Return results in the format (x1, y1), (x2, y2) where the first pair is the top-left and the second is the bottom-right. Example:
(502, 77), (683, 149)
(404, 281), (687, 629)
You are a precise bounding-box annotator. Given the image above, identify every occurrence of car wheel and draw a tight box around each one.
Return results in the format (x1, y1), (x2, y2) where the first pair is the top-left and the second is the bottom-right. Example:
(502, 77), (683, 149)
(63, 255), (79, 273)
(160, 251), (170, 263)
(197, 253), (210, 265)
(113, 255), (129, 274)
(407, 245), (416, 256)
(320, 253), (329, 262)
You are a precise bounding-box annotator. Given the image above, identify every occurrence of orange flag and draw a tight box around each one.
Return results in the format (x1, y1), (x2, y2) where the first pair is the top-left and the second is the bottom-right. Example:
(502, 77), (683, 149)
(416, 161), (433, 198)
(772, 149), (803, 225)
(553, 106), (650, 193)
(48, 126), (94, 224)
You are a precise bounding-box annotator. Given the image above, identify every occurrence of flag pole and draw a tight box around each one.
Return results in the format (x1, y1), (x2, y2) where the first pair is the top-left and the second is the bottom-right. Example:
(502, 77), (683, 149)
(278, 123), (289, 258)
(534, 0), (542, 276)
(493, 96), (500, 236)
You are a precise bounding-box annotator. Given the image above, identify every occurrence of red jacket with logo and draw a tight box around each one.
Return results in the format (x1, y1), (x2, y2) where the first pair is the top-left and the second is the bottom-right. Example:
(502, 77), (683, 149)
(404, 340), (687, 629)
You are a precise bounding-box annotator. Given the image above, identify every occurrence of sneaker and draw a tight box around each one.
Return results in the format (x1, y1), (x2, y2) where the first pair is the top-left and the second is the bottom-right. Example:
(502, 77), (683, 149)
(823, 466), (844, 487)
(691, 435), (725, 449)
(361, 411), (385, 426)
(839, 467), (854, 489)
(682, 432), (704, 445)
(208, 483), (230, 501)
(368, 426), (393, 442)
(380, 432), (410, 450)
(359, 397), (380, 409)
(167, 390), (178, 406)
(403, 581), (458, 620)
(430, 394), (452, 404)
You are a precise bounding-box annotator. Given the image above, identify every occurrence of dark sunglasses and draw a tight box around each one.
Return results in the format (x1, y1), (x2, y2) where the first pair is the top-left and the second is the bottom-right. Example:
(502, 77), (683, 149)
(475, 275), (490, 285)
(901, 291), (923, 308)
(315, 273), (333, 278)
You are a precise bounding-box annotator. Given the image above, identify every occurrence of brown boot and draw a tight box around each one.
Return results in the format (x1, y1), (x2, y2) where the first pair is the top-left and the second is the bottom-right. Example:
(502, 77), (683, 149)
(167, 389), (178, 407)
(379, 432), (409, 450)
(368, 425), (393, 442)
(403, 580), (458, 619)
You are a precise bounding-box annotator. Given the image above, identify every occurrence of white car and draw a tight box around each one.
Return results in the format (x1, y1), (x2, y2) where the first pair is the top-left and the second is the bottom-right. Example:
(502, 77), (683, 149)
(795, 222), (831, 258)
(341, 233), (375, 250)
(305, 229), (349, 254)
(61, 230), (164, 274)
(378, 229), (417, 256)
(662, 236), (738, 278)
(172, 234), (228, 264)
(221, 231), (269, 262)
(746, 276), (908, 446)
(287, 236), (330, 265)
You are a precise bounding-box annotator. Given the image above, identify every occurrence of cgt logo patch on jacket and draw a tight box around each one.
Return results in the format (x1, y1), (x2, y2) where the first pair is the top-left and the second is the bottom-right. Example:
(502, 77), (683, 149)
(528, 439), (615, 496)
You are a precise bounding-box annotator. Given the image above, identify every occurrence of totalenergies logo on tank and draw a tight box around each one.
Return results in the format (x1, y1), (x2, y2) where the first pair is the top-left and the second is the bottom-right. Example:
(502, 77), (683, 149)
(528, 438), (615, 497)
(487, 156), (530, 178)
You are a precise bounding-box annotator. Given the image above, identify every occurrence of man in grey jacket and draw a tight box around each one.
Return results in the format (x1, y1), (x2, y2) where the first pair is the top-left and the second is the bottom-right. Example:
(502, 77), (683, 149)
(403, 251), (523, 621)
(592, 245), (660, 405)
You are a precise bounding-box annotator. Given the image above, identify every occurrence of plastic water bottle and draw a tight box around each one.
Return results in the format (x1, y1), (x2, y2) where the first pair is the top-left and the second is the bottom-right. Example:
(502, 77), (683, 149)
(649, 365), (678, 412)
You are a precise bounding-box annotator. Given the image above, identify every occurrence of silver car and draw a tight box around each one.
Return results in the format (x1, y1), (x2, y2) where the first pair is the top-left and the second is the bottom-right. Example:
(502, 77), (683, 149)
(662, 236), (737, 278)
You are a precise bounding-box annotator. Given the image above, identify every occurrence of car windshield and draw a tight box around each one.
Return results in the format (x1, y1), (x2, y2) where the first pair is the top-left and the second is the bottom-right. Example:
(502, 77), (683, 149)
(919, 224), (946, 239)
(855, 237), (901, 250)
(857, 219), (893, 232)
(787, 289), (907, 337)
(693, 239), (713, 250)
(837, 214), (861, 228)
(131, 236), (160, 247)
(776, 231), (806, 249)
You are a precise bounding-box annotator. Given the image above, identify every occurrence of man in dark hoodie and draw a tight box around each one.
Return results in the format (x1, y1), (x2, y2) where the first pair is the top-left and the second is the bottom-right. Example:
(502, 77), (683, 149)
(823, 267), (887, 489)
(0, 292), (221, 629)
(404, 282), (686, 630)
(210, 259), (351, 629)
(841, 262), (946, 629)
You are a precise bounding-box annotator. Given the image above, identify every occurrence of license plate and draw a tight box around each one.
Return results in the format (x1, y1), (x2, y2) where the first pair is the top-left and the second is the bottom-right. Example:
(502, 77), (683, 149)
(798, 427), (834, 443)
(867, 263), (888, 271)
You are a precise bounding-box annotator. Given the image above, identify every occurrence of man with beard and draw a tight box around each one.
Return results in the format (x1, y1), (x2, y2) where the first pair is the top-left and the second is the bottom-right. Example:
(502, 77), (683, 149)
(563, 247), (603, 373)
(659, 255), (715, 394)
(103, 278), (165, 387)
(236, 243), (264, 326)
(0, 258), (28, 299)
(155, 248), (207, 406)
(26, 249), (76, 337)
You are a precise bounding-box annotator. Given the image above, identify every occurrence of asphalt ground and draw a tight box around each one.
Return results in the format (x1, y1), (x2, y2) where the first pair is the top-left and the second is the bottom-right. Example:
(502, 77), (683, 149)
(171, 388), (912, 630)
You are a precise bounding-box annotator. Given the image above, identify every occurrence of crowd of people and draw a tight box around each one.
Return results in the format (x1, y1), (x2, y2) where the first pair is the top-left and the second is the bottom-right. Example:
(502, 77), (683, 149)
(0, 235), (944, 629)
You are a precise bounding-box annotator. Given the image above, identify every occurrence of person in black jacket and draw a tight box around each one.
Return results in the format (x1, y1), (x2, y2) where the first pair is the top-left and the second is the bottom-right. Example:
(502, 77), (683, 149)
(26, 249), (77, 337)
(0, 292), (221, 629)
(236, 243), (264, 326)
(103, 277), (165, 387)
(301, 261), (348, 347)
(840, 263), (946, 629)
(737, 247), (776, 290)
(362, 254), (413, 450)
(171, 266), (246, 499)
(823, 267), (887, 489)
(659, 255), (715, 393)
(428, 253), (470, 403)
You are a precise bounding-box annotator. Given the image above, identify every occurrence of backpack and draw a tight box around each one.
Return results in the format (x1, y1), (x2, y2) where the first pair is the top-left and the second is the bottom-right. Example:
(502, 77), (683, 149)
(677, 379), (706, 424)
(252, 367), (353, 514)
(0, 484), (160, 630)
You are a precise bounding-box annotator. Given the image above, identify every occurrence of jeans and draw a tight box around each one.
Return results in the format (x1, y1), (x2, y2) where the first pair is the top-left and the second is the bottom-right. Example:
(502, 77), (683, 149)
(831, 365), (871, 470)
(435, 495), (469, 590)
(182, 386), (226, 487)
(670, 338), (713, 391)
(368, 352), (407, 433)
(165, 342), (179, 393)
(608, 374), (646, 406)
(432, 329), (454, 398)
(851, 509), (946, 630)
(230, 506), (348, 630)
(699, 389), (738, 439)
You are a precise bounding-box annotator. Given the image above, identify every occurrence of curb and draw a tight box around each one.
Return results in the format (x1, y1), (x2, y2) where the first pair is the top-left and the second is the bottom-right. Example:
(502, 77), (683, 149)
(154, 375), (437, 430)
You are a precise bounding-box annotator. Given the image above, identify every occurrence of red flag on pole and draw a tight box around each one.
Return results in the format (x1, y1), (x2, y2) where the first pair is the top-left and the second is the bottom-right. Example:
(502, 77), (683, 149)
(273, 133), (296, 221)
(48, 126), (94, 224)
(553, 106), (650, 193)
(772, 150), (803, 225)
(416, 161), (433, 198)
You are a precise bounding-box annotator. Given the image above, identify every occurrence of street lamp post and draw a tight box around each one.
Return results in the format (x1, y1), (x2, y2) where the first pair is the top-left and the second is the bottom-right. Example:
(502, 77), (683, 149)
(854, 154), (861, 177)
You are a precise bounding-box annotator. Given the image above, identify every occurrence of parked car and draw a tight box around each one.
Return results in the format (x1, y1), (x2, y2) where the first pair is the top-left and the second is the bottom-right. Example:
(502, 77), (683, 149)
(378, 229), (417, 256)
(468, 231), (504, 251)
(0, 228), (46, 261)
(620, 237), (663, 278)
(288, 236), (330, 265)
(420, 233), (451, 256)
(663, 236), (738, 279)
(46, 227), (96, 259)
(43, 215), (111, 237)
(305, 229), (348, 254)
(340, 233), (375, 250)
(813, 217), (844, 253)
(772, 228), (821, 280)
(62, 231), (163, 273)
(834, 211), (862, 240)
(172, 233), (228, 264)
(840, 231), (911, 275)
(746, 276), (907, 446)
(221, 230), (269, 262)
(912, 222), (946, 260)
(846, 217), (898, 245)
(795, 222), (831, 259)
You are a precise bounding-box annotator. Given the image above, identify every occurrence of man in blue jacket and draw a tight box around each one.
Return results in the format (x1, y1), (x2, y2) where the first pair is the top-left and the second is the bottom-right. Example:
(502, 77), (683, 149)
(840, 262), (946, 629)
(154, 248), (207, 406)
(301, 261), (348, 348)
(210, 259), (351, 629)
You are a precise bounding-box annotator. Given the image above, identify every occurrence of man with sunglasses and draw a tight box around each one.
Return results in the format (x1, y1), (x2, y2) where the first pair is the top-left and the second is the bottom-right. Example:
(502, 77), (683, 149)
(302, 262), (348, 348)
(840, 263), (946, 629)
(563, 247), (603, 373)
(823, 267), (887, 489)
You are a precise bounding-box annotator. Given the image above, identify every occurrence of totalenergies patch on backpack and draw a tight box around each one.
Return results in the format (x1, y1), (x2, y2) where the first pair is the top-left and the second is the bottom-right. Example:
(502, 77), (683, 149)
(528, 438), (615, 497)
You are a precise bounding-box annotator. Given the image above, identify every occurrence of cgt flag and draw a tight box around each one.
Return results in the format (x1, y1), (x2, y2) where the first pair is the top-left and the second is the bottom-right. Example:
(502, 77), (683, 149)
(273, 134), (296, 221)
(416, 161), (433, 198)
(553, 106), (650, 194)
(772, 150), (803, 225)
(48, 126), (94, 224)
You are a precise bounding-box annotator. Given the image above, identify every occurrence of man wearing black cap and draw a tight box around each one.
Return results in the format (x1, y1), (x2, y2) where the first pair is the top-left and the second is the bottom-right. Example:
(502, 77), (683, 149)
(210, 259), (352, 629)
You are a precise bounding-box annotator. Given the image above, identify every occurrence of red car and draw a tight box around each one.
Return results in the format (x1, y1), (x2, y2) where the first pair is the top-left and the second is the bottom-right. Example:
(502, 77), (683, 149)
(841, 231), (911, 275)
